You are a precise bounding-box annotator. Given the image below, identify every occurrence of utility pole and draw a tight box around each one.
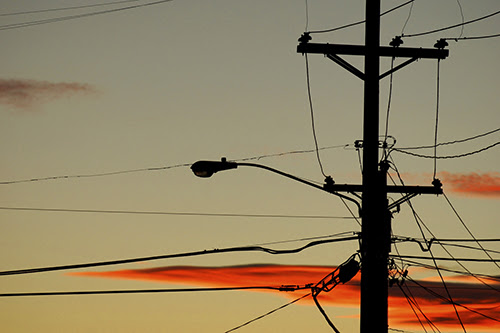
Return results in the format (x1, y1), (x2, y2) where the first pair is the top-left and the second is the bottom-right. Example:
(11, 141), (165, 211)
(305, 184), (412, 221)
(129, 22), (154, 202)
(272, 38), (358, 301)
(297, 1), (448, 332)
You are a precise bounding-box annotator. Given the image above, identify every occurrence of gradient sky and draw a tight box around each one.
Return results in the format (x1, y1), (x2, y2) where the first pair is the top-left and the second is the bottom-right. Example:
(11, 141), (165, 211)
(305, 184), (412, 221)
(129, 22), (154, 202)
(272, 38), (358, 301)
(1, 1), (499, 332)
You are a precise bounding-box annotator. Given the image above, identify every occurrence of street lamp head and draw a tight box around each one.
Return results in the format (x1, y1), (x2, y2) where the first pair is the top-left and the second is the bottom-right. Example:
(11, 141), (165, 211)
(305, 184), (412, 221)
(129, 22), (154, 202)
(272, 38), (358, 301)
(190, 158), (238, 178)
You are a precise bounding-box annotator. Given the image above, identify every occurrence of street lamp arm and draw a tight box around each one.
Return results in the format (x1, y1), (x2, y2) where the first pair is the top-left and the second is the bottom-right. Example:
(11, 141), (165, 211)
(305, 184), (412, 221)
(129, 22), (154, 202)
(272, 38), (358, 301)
(191, 158), (361, 214)
(238, 162), (361, 212)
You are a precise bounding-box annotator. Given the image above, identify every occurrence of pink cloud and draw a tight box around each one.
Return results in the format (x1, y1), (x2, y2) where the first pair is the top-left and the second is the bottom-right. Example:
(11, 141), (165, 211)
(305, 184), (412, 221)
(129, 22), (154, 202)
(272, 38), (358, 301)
(439, 172), (500, 198)
(71, 265), (500, 331)
(0, 78), (96, 109)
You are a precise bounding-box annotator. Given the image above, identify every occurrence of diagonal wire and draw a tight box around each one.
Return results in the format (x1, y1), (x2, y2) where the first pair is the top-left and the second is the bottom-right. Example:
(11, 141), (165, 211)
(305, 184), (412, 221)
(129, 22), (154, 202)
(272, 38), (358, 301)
(225, 293), (311, 332)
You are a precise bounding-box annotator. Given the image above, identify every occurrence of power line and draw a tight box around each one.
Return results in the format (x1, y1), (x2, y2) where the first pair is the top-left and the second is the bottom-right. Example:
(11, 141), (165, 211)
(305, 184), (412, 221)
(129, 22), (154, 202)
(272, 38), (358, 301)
(391, 254), (500, 263)
(393, 141), (500, 159)
(0, 146), (351, 185)
(308, 0), (415, 34)
(0, 163), (190, 185)
(0, 0), (140, 16)
(304, 52), (329, 178)
(0, 0), (174, 31)
(0, 206), (355, 220)
(402, 9), (500, 38)
(0, 235), (359, 276)
(0, 285), (308, 298)
(225, 293), (311, 333)
(444, 32), (500, 41)
(397, 127), (500, 150)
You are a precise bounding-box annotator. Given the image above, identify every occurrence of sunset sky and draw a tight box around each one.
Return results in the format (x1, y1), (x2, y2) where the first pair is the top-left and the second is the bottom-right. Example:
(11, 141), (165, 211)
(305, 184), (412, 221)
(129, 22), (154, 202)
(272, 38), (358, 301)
(1, 1), (499, 332)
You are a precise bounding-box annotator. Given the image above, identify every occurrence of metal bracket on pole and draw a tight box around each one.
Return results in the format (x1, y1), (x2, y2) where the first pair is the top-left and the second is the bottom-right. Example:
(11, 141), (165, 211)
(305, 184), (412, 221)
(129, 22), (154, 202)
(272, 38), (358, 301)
(326, 54), (365, 80)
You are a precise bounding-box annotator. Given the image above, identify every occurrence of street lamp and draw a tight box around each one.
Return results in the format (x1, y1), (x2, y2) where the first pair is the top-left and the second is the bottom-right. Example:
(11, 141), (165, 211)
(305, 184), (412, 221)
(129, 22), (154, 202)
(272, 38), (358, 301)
(191, 157), (361, 214)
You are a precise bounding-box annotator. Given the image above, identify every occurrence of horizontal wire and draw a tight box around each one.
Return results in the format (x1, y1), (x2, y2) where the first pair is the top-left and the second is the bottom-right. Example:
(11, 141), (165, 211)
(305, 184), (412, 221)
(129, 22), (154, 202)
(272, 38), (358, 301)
(444, 32), (500, 41)
(0, 285), (309, 298)
(0, 0), (140, 16)
(392, 254), (500, 263)
(0, 0), (174, 31)
(397, 127), (500, 150)
(0, 206), (354, 220)
(393, 141), (500, 159)
(307, 0), (414, 34)
(0, 144), (350, 185)
(0, 236), (359, 276)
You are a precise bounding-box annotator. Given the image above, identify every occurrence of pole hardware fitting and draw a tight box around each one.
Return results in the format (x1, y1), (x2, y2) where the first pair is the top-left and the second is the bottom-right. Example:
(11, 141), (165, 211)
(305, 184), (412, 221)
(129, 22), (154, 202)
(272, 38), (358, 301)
(298, 32), (312, 44)
(389, 36), (403, 48)
(434, 38), (449, 49)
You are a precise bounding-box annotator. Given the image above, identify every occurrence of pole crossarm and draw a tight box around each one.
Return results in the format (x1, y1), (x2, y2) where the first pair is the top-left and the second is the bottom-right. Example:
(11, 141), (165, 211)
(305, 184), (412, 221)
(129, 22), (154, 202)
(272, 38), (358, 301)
(297, 43), (449, 60)
(325, 183), (442, 195)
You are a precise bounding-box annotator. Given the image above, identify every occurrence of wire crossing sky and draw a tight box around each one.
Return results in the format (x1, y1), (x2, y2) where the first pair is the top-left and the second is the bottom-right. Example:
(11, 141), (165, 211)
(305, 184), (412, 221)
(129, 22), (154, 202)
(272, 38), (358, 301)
(1, 1), (499, 332)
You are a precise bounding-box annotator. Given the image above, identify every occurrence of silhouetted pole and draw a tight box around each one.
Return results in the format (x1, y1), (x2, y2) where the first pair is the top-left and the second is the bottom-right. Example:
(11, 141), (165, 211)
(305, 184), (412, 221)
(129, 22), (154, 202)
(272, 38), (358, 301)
(360, 1), (390, 332)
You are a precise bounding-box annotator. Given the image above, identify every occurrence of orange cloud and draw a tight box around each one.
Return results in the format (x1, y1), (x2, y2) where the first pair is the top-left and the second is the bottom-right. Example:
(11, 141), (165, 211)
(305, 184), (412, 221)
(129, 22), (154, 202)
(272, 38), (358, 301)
(439, 172), (500, 198)
(72, 265), (500, 331)
(0, 78), (96, 109)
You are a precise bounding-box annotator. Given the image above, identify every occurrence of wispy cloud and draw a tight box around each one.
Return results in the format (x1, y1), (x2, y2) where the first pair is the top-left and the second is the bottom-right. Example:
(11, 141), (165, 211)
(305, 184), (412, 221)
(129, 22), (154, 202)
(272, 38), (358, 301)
(440, 172), (500, 198)
(391, 171), (500, 199)
(72, 264), (500, 331)
(0, 78), (96, 109)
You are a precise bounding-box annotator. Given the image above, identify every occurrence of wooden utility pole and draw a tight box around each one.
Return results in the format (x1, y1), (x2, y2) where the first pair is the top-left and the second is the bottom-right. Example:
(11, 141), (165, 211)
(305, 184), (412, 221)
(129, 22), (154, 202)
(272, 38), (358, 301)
(297, 1), (448, 332)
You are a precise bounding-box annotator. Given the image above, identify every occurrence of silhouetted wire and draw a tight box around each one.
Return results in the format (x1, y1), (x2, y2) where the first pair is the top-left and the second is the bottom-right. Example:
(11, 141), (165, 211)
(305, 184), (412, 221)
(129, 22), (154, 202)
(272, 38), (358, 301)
(433, 59), (441, 180)
(0, 0), (139, 16)
(312, 292), (340, 332)
(0, 206), (355, 220)
(391, 254), (500, 263)
(455, 0), (465, 38)
(444, 32), (500, 41)
(396, 270), (440, 332)
(252, 231), (358, 247)
(304, 0), (309, 31)
(305, 53), (328, 178)
(1, 145), (351, 185)
(396, 127), (500, 150)
(225, 293), (311, 333)
(402, 9), (500, 38)
(405, 275), (500, 324)
(308, 0), (414, 34)
(390, 159), (500, 292)
(400, 0), (415, 35)
(390, 161), (467, 330)
(394, 258), (500, 282)
(0, 0), (174, 31)
(0, 285), (308, 298)
(393, 141), (500, 159)
(443, 193), (500, 271)
(436, 242), (500, 256)
(0, 163), (190, 185)
(0, 236), (359, 276)
(382, 57), (395, 161)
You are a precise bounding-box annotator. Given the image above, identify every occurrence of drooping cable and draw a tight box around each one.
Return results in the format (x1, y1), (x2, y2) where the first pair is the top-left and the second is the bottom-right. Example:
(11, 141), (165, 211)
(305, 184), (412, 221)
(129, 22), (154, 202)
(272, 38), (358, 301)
(0, 235), (359, 276)
(396, 127), (500, 150)
(0, 206), (355, 220)
(400, 0), (415, 35)
(0, 0), (140, 16)
(0, 285), (308, 298)
(305, 53), (329, 178)
(444, 33), (500, 41)
(393, 141), (500, 159)
(308, 0), (415, 34)
(383, 57), (395, 161)
(312, 292), (340, 333)
(455, 0), (465, 38)
(389, 161), (466, 331)
(402, 9), (500, 38)
(443, 193), (500, 271)
(224, 293), (311, 332)
(0, 0), (175, 31)
(433, 59), (441, 180)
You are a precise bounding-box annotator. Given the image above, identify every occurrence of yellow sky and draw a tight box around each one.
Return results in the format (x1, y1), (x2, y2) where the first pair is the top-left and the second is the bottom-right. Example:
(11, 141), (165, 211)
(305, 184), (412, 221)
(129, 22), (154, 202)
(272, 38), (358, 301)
(1, 1), (499, 332)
